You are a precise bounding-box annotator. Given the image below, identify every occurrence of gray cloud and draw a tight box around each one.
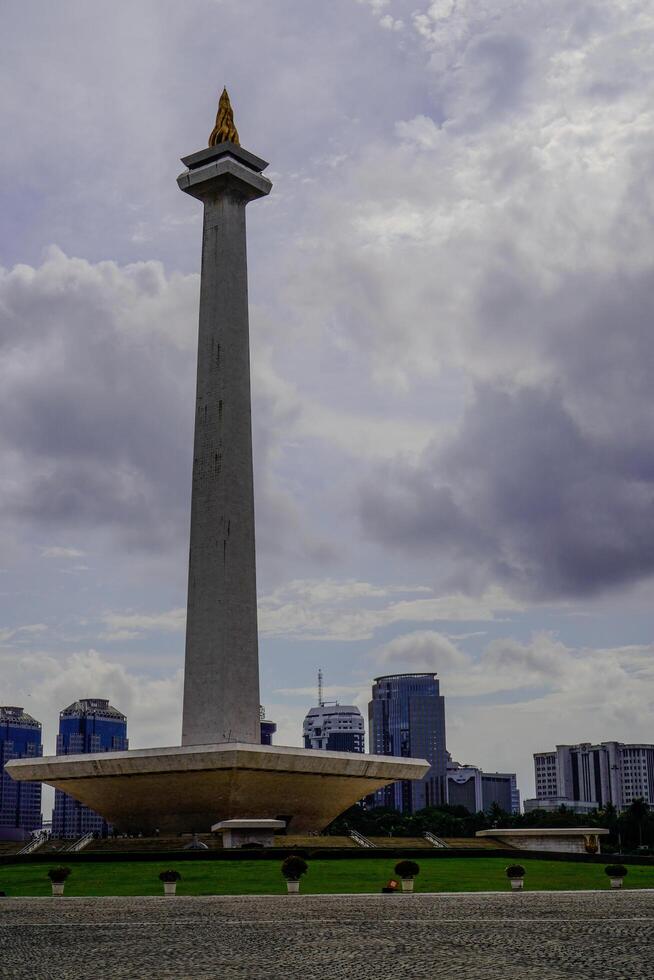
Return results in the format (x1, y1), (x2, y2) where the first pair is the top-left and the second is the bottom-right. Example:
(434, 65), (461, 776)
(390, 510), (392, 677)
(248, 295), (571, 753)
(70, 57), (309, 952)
(361, 376), (654, 599)
(0, 249), (330, 569)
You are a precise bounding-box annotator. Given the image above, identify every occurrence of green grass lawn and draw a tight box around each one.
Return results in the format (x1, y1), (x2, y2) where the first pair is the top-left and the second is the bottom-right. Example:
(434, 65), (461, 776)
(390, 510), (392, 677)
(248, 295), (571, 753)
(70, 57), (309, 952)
(0, 857), (651, 897)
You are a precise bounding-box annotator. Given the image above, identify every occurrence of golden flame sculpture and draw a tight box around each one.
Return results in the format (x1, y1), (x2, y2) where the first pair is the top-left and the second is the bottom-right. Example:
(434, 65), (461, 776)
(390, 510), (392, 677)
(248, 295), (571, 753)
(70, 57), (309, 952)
(209, 88), (240, 146)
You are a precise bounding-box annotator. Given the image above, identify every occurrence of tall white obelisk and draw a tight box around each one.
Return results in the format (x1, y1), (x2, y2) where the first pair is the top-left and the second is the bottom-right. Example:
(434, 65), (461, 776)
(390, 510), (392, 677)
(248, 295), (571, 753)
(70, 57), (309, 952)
(178, 90), (271, 745)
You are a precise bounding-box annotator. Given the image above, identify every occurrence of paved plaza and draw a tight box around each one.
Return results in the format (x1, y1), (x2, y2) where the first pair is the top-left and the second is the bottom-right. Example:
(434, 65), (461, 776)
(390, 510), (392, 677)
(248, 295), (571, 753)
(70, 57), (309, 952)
(1, 890), (653, 979)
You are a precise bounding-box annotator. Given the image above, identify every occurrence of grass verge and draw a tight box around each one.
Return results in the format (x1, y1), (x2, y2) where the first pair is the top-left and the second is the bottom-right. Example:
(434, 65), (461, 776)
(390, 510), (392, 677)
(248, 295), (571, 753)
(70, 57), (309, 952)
(0, 856), (650, 897)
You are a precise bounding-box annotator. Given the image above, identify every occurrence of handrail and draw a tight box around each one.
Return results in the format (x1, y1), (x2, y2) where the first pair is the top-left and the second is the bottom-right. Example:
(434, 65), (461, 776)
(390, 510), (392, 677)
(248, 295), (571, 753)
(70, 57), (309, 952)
(65, 832), (95, 852)
(423, 831), (448, 848)
(349, 829), (376, 848)
(16, 831), (48, 855)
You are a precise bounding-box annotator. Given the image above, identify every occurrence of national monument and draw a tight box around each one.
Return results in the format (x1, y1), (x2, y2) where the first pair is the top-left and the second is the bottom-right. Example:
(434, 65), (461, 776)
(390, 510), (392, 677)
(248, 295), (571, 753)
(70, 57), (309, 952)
(7, 91), (428, 833)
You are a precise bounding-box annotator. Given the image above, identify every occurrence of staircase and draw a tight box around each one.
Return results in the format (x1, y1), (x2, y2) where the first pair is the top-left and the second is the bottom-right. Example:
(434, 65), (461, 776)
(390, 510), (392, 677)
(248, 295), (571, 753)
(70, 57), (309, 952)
(65, 832), (95, 852)
(16, 831), (48, 855)
(423, 831), (448, 848)
(349, 830), (376, 848)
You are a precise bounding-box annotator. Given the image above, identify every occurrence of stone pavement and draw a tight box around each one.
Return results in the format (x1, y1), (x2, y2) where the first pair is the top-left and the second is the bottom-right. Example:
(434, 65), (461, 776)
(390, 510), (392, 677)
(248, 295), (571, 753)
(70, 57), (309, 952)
(1, 891), (653, 979)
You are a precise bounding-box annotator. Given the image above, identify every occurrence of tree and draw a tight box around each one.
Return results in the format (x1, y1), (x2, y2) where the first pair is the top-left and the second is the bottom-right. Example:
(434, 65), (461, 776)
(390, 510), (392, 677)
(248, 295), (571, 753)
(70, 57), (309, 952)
(625, 798), (650, 847)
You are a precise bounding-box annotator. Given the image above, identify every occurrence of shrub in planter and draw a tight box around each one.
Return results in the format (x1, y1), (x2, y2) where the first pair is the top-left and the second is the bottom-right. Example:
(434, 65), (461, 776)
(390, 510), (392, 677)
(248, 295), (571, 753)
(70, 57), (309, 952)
(506, 865), (526, 891)
(159, 870), (182, 882)
(605, 865), (628, 889)
(47, 867), (71, 883)
(281, 855), (308, 894)
(395, 860), (420, 892)
(159, 869), (182, 896)
(47, 867), (71, 896)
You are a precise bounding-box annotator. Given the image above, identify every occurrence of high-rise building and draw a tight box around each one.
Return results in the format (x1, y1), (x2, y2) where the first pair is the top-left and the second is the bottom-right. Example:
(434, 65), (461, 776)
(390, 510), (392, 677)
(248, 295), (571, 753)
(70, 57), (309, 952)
(369, 673), (447, 812)
(303, 704), (365, 753)
(52, 699), (128, 838)
(259, 705), (277, 746)
(481, 772), (520, 814)
(445, 756), (520, 814)
(0, 707), (42, 840)
(529, 742), (654, 812)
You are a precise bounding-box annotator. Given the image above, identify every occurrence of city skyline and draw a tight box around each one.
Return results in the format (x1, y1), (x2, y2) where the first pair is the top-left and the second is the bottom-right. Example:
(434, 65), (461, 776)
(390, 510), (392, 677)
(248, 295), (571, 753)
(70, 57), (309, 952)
(1, 1), (654, 804)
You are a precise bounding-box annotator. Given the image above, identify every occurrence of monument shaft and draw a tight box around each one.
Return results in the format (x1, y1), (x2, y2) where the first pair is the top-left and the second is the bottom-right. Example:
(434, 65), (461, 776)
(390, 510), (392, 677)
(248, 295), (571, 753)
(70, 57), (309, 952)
(4, 97), (432, 835)
(178, 143), (272, 745)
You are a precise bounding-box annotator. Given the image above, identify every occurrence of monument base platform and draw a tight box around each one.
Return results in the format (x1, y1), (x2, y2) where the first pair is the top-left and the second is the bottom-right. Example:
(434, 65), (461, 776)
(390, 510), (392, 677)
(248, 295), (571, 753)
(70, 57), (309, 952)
(6, 742), (429, 835)
(476, 828), (609, 853)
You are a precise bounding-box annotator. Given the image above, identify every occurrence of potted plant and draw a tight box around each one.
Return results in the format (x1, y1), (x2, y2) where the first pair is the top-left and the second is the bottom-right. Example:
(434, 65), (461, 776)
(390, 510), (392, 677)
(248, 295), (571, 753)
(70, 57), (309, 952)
(506, 864), (526, 890)
(281, 855), (308, 894)
(394, 860), (420, 893)
(159, 869), (182, 896)
(605, 864), (628, 890)
(47, 867), (71, 896)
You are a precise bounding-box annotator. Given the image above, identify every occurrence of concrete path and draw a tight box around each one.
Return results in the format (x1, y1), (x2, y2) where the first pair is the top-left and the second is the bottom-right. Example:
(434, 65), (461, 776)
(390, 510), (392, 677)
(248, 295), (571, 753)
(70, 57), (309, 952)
(1, 891), (653, 979)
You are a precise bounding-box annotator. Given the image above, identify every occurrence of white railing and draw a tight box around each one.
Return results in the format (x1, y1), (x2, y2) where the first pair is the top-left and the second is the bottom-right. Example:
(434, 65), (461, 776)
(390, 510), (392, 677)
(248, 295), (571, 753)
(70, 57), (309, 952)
(349, 830), (376, 848)
(65, 832), (95, 852)
(423, 831), (447, 848)
(17, 831), (48, 855)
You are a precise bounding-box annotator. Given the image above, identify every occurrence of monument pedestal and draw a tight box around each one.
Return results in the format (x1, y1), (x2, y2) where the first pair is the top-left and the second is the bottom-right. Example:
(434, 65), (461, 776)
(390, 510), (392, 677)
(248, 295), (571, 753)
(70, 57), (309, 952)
(7, 743), (428, 835)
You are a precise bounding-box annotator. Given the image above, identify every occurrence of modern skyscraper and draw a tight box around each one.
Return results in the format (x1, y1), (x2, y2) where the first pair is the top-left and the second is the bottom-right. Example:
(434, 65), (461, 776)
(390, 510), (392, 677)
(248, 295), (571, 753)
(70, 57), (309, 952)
(530, 741), (654, 812)
(303, 704), (365, 753)
(52, 699), (128, 838)
(481, 772), (520, 814)
(369, 673), (447, 812)
(445, 756), (520, 814)
(0, 706), (42, 840)
(302, 671), (365, 753)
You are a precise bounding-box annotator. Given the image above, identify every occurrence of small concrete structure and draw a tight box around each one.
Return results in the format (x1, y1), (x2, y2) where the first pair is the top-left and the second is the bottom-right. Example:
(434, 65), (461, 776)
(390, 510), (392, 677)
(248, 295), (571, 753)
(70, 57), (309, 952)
(213, 818), (284, 848)
(476, 827), (609, 853)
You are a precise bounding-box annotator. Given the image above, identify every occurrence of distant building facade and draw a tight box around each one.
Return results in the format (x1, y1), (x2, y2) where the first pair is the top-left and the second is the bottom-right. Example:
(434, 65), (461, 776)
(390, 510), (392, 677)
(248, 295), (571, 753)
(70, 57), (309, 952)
(0, 706), (43, 840)
(52, 699), (128, 838)
(303, 703), (365, 753)
(446, 756), (520, 814)
(523, 797), (598, 815)
(369, 673), (447, 813)
(260, 705), (277, 746)
(529, 742), (654, 813)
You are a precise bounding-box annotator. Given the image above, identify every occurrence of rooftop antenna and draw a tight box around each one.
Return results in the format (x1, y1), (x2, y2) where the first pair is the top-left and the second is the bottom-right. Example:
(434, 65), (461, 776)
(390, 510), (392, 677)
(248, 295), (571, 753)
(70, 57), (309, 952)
(318, 667), (324, 707)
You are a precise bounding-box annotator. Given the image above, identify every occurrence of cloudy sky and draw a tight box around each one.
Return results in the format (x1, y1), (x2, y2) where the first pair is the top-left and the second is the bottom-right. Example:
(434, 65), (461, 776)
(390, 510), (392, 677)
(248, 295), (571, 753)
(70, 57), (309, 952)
(1, 0), (653, 804)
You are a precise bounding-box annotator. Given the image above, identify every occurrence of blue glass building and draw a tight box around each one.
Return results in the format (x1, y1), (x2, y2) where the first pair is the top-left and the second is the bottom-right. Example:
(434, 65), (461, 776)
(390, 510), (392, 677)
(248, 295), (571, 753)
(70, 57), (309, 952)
(52, 699), (128, 838)
(368, 673), (447, 812)
(0, 706), (43, 840)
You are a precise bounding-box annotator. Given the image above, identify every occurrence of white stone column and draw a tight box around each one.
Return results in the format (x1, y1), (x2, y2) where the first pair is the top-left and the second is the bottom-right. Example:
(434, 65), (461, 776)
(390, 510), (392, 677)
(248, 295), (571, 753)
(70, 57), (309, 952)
(177, 143), (272, 745)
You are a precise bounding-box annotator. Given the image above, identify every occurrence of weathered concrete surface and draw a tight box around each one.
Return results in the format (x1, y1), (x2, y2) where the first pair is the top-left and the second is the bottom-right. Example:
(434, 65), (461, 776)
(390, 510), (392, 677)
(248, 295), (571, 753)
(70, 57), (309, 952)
(178, 148), (271, 747)
(477, 828), (609, 853)
(6, 743), (429, 834)
(213, 818), (285, 848)
(1, 891), (652, 979)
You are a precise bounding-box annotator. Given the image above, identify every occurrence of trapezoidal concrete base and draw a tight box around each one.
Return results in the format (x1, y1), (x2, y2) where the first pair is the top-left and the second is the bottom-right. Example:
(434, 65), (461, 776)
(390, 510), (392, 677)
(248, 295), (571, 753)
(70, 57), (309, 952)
(7, 742), (429, 835)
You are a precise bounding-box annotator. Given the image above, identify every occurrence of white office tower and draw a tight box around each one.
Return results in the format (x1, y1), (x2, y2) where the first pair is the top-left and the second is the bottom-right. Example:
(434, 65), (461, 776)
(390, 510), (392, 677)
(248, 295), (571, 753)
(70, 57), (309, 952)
(303, 704), (365, 754)
(528, 741), (654, 813)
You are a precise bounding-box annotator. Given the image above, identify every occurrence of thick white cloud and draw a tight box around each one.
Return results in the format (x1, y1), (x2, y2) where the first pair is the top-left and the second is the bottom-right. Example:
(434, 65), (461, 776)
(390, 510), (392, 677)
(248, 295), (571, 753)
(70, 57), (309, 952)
(0, 647), (182, 755)
(258, 580), (520, 640)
